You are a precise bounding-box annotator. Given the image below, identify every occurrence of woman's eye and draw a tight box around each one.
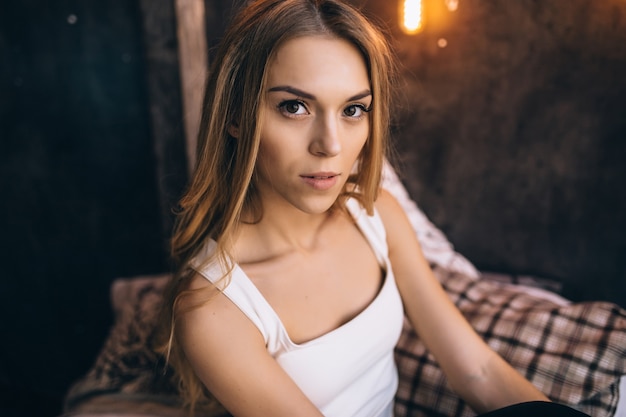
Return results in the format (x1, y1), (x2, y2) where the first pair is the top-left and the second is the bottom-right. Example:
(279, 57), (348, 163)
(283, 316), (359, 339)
(279, 100), (308, 116)
(343, 104), (370, 118)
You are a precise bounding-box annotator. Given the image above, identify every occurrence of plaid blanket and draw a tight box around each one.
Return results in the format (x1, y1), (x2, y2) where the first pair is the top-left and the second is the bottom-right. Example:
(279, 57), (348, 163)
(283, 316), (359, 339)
(395, 266), (626, 417)
(63, 272), (626, 417)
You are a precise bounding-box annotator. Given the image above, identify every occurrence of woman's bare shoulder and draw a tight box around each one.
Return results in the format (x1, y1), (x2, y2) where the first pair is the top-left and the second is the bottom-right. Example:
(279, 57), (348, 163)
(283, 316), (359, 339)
(177, 272), (324, 417)
(180, 271), (242, 320)
(374, 188), (416, 247)
(374, 188), (407, 220)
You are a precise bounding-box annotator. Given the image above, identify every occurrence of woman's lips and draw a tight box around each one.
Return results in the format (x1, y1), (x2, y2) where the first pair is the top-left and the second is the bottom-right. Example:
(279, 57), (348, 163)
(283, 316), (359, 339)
(300, 173), (340, 191)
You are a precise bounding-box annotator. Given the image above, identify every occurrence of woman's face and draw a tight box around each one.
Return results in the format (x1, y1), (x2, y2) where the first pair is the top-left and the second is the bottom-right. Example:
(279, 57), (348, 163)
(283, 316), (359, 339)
(255, 35), (372, 215)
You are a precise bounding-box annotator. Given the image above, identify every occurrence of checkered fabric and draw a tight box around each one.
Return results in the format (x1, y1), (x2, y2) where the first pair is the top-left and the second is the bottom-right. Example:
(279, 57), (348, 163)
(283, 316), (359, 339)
(394, 266), (626, 417)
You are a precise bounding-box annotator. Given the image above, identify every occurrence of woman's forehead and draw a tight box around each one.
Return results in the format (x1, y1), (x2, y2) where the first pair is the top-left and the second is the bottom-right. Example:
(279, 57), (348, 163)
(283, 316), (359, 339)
(266, 36), (370, 99)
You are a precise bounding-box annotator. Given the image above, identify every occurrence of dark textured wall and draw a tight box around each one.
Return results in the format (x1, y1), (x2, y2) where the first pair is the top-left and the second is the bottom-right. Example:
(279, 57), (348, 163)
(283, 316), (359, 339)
(0, 0), (183, 415)
(361, 0), (626, 306)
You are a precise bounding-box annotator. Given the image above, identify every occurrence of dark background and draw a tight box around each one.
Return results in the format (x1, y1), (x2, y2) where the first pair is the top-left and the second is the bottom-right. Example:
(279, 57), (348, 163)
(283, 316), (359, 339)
(0, 0), (185, 415)
(373, 0), (626, 305)
(1, 0), (625, 416)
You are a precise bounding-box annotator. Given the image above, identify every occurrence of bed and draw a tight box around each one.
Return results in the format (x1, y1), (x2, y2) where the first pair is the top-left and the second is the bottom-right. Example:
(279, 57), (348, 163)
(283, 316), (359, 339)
(61, 162), (626, 417)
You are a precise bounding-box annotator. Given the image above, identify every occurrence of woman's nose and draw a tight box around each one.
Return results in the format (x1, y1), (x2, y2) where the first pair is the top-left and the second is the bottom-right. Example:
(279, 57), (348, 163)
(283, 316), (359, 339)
(309, 114), (341, 157)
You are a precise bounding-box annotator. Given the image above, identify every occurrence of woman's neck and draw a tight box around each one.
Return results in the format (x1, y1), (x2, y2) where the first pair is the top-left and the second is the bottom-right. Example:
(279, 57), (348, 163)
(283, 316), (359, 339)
(235, 199), (342, 264)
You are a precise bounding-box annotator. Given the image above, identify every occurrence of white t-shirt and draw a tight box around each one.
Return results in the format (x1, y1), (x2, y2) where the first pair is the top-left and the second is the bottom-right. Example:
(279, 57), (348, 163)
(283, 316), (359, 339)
(193, 198), (404, 417)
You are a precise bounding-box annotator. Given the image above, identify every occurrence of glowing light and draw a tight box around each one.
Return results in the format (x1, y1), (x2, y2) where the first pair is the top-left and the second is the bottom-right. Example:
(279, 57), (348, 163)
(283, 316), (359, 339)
(445, 0), (459, 12)
(400, 0), (423, 34)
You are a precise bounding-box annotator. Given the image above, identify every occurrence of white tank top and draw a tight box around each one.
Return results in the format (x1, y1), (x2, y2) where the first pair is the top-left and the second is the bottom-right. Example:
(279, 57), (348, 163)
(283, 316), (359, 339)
(193, 198), (404, 417)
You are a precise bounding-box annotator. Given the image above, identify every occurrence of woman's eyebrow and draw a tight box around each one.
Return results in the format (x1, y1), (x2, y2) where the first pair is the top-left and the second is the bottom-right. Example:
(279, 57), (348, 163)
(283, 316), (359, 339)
(348, 90), (372, 101)
(267, 86), (372, 102)
(268, 86), (315, 100)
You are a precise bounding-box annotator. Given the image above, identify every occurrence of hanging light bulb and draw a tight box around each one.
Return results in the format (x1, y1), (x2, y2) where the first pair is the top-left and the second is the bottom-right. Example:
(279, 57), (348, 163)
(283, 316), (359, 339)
(444, 0), (459, 12)
(399, 0), (460, 35)
(400, 0), (423, 34)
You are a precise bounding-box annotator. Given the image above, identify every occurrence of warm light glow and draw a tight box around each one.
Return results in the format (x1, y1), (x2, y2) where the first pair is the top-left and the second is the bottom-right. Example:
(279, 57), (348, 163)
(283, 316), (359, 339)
(445, 0), (459, 12)
(400, 0), (423, 34)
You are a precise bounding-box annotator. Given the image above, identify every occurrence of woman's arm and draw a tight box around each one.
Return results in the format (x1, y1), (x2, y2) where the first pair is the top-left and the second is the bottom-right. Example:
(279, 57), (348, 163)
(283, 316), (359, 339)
(177, 274), (325, 417)
(375, 190), (549, 413)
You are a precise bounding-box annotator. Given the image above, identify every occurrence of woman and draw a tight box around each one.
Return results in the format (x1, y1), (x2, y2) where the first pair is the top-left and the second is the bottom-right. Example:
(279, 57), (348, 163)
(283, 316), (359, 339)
(159, 1), (588, 416)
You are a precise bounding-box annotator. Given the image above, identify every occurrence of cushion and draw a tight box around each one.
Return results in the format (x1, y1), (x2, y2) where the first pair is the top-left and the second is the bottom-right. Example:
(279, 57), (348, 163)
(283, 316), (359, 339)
(395, 266), (626, 417)
(62, 274), (227, 417)
(382, 160), (480, 280)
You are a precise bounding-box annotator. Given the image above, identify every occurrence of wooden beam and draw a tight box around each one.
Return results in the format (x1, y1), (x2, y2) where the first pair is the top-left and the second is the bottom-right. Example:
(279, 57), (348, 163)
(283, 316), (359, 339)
(174, 0), (208, 171)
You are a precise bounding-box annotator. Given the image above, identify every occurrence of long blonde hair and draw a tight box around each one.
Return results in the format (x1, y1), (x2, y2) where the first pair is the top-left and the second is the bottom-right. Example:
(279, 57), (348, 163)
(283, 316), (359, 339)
(158, 0), (398, 411)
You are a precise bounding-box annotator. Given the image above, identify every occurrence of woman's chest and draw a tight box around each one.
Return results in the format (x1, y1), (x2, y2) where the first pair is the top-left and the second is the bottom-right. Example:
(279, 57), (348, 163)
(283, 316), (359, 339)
(241, 228), (384, 344)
